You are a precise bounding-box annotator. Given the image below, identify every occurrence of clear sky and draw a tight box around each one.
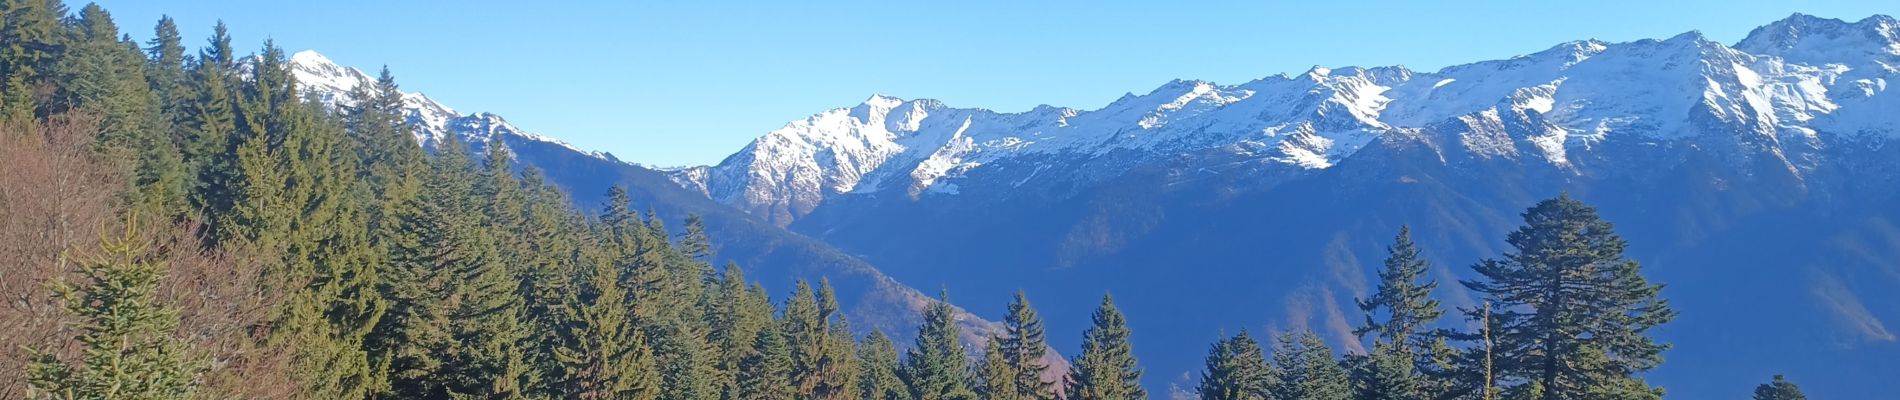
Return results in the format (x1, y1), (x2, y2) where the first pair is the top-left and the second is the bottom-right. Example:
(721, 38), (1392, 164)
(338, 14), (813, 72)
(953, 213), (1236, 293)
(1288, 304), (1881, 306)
(92, 0), (1897, 167)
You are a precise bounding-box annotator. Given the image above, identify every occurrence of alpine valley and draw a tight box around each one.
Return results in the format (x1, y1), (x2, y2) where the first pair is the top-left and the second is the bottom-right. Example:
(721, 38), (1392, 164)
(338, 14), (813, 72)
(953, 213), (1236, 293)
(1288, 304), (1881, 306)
(288, 13), (1900, 399)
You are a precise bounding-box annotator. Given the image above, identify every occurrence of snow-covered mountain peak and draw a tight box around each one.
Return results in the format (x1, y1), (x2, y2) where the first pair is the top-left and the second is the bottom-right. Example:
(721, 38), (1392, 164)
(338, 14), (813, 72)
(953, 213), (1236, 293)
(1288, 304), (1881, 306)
(1737, 13), (1900, 67)
(675, 15), (1900, 224)
(275, 50), (614, 162)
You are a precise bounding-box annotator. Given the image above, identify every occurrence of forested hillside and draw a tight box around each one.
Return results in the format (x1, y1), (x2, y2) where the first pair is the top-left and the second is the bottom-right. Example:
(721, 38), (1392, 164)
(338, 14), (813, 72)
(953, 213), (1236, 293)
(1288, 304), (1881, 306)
(0, 2), (1809, 399)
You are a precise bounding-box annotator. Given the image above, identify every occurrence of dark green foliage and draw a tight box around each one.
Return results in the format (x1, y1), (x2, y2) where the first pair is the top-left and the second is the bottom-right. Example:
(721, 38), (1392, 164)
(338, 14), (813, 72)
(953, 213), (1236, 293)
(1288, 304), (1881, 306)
(25, 220), (201, 400)
(1354, 226), (1448, 400)
(1752, 375), (1805, 400)
(0, 0), (62, 123)
(226, 41), (388, 399)
(1001, 290), (1057, 400)
(1357, 226), (1443, 352)
(737, 329), (794, 400)
(1348, 342), (1420, 400)
(857, 330), (905, 400)
(980, 337), (1019, 400)
(1460, 195), (1676, 400)
(1067, 294), (1144, 400)
(1270, 331), (1350, 400)
(1196, 331), (1272, 400)
(902, 291), (977, 400)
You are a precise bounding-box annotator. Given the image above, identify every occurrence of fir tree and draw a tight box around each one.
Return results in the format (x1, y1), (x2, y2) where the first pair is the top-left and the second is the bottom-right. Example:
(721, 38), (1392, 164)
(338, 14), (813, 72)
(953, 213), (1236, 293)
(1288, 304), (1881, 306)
(981, 336), (1022, 400)
(552, 235), (660, 400)
(1356, 226), (1443, 353)
(1001, 290), (1057, 400)
(1461, 195), (1676, 400)
(737, 329), (794, 400)
(180, 21), (240, 230)
(816, 279), (862, 400)
(1269, 331), (1350, 400)
(229, 41), (387, 399)
(60, 4), (185, 214)
(902, 291), (977, 400)
(1196, 331), (1272, 400)
(1752, 375), (1805, 400)
(0, 0), (62, 123)
(1067, 294), (1145, 400)
(143, 15), (189, 137)
(857, 330), (906, 400)
(25, 219), (201, 400)
(1349, 342), (1420, 400)
(786, 280), (827, 397)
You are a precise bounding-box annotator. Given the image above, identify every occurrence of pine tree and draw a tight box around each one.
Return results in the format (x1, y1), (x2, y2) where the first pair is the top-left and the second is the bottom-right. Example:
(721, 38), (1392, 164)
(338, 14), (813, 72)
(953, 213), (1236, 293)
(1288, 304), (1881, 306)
(1067, 294), (1145, 400)
(1270, 331), (1350, 400)
(737, 329), (794, 400)
(981, 336), (1021, 400)
(25, 219), (201, 400)
(1196, 331), (1272, 400)
(857, 330), (906, 400)
(1001, 290), (1057, 400)
(902, 291), (977, 400)
(1752, 375), (1805, 400)
(1461, 195), (1676, 400)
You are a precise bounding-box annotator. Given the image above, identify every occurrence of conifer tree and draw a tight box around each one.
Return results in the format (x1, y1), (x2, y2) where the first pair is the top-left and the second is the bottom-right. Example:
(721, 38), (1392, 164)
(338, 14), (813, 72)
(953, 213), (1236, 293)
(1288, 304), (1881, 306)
(0, 0), (62, 123)
(710, 263), (774, 396)
(786, 280), (826, 397)
(1356, 226), (1442, 352)
(1349, 342), (1420, 400)
(60, 4), (184, 214)
(680, 213), (713, 260)
(1461, 195), (1675, 400)
(552, 232), (660, 400)
(1001, 290), (1057, 400)
(816, 279), (862, 400)
(1269, 331), (1350, 400)
(857, 330), (906, 400)
(981, 337), (1021, 400)
(1067, 294), (1145, 400)
(737, 329), (794, 400)
(143, 16), (189, 136)
(25, 219), (201, 400)
(1196, 331), (1272, 400)
(229, 41), (387, 399)
(180, 21), (240, 229)
(902, 291), (977, 400)
(1752, 375), (1805, 400)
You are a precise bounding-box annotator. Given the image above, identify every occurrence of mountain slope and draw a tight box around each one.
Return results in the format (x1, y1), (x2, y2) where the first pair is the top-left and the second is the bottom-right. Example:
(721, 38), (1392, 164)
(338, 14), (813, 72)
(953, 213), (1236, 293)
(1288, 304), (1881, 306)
(274, 51), (1037, 362)
(670, 13), (1900, 399)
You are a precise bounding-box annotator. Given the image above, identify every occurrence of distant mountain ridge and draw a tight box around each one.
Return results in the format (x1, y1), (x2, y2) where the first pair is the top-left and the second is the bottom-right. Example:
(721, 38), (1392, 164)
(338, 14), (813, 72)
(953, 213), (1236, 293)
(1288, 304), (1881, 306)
(659, 13), (1900, 399)
(268, 49), (1074, 376)
(283, 13), (1900, 398)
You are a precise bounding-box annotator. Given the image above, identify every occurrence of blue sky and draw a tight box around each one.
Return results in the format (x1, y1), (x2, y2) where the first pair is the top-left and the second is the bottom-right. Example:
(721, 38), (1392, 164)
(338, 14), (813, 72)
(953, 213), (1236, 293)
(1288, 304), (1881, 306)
(93, 0), (1896, 167)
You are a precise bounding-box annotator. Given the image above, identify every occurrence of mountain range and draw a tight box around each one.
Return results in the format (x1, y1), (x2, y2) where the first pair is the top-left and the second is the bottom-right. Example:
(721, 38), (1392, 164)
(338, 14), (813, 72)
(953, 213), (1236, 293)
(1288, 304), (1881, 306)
(285, 13), (1900, 399)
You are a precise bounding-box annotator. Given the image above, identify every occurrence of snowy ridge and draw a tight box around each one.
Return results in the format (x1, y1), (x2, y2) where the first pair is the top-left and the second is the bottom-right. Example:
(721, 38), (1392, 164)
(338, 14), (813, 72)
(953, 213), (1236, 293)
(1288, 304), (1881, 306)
(276, 50), (613, 161)
(676, 14), (1900, 223)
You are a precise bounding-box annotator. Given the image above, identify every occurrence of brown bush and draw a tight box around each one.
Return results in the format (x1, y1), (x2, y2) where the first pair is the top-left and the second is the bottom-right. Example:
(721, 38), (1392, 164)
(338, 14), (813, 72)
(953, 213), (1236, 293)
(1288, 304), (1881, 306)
(0, 113), (299, 399)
